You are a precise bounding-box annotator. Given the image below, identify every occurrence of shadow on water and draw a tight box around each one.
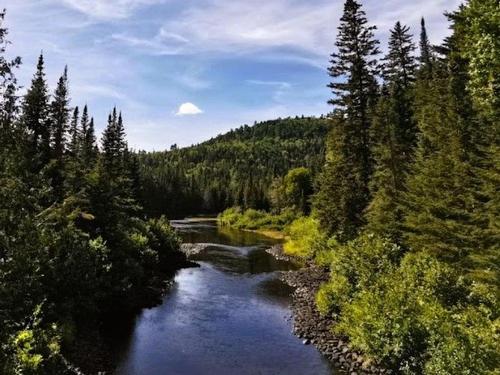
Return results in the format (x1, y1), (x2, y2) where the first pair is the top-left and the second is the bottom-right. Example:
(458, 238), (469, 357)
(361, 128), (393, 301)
(105, 218), (334, 375)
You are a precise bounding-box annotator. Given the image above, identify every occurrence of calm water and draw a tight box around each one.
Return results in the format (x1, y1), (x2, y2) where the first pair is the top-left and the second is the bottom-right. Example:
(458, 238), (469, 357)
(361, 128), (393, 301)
(112, 219), (334, 375)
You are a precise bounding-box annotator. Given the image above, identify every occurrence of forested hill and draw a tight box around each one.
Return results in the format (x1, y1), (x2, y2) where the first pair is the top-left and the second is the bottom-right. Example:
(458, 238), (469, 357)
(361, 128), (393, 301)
(138, 116), (330, 218)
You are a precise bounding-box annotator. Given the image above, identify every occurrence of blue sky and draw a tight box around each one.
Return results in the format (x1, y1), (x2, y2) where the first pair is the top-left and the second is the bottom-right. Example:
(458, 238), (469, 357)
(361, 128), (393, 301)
(4, 0), (461, 151)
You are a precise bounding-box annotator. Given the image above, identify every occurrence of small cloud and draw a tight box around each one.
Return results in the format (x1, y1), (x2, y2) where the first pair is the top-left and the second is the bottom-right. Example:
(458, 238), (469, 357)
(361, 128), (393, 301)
(176, 102), (203, 116)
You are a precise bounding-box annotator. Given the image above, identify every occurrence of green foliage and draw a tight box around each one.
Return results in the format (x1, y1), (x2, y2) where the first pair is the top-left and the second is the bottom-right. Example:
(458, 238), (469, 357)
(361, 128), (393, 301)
(365, 21), (417, 240)
(314, 0), (380, 240)
(283, 217), (325, 259)
(333, 253), (498, 374)
(317, 234), (403, 313)
(0, 13), (185, 373)
(270, 167), (313, 215)
(139, 117), (329, 218)
(218, 207), (297, 232)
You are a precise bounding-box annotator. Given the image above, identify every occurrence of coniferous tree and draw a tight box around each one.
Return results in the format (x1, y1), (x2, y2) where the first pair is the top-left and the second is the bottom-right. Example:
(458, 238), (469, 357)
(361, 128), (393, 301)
(419, 18), (433, 76)
(366, 22), (417, 238)
(0, 10), (21, 167)
(50, 67), (70, 162)
(68, 106), (79, 156)
(314, 0), (380, 239)
(83, 115), (98, 166)
(101, 108), (127, 175)
(402, 29), (487, 264)
(21, 54), (50, 166)
(48, 67), (70, 200)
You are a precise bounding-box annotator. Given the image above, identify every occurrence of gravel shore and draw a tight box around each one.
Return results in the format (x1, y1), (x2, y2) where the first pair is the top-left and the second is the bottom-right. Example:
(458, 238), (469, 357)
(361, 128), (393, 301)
(272, 245), (391, 375)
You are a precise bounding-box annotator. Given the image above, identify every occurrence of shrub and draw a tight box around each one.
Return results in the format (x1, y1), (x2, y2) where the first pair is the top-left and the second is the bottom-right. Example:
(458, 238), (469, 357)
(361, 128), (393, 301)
(218, 207), (298, 231)
(317, 234), (403, 313)
(284, 217), (325, 259)
(333, 252), (498, 374)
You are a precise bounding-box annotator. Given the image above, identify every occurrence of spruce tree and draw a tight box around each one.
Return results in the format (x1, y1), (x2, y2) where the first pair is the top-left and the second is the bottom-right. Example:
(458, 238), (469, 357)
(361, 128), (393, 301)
(48, 66), (70, 200)
(50, 67), (70, 162)
(68, 106), (80, 157)
(22, 54), (50, 165)
(0, 10), (21, 165)
(314, 0), (379, 239)
(101, 108), (126, 175)
(79, 105), (97, 167)
(365, 22), (417, 238)
(402, 16), (488, 265)
(419, 18), (433, 76)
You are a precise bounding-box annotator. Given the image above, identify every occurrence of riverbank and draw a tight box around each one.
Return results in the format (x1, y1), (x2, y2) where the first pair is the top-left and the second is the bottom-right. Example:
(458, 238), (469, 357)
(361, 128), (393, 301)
(271, 245), (390, 375)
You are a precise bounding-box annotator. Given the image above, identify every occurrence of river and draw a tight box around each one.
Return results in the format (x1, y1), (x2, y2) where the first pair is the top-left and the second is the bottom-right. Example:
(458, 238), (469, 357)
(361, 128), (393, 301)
(110, 218), (334, 374)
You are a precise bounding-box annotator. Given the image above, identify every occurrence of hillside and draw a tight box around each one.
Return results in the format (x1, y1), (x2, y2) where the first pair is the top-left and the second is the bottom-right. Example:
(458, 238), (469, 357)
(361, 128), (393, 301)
(138, 116), (330, 218)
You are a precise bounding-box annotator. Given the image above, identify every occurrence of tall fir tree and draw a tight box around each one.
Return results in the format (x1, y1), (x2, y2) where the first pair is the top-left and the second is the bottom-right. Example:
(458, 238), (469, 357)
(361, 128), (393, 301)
(314, 0), (379, 240)
(68, 106), (79, 156)
(365, 22), (417, 239)
(21, 54), (50, 166)
(79, 105), (97, 167)
(0, 10), (21, 168)
(101, 108), (126, 175)
(50, 67), (70, 162)
(419, 17), (433, 76)
(402, 11), (489, 265)
(48, 66), (70, 200)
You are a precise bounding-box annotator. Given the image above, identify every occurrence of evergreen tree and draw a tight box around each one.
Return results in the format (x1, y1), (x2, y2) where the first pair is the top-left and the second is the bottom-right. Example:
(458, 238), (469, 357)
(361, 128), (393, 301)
(101, 108), (127, 176)
(68, 106), (79, 156)
(84, 116), (98, 166)
(314, 0), (380, 239)
(366, 22), (417, 238)
(402, 64), (486, 263)
(0, 10), (21, 166)
(419, 18), (433, 76)
(50, 67), (70, 162)
(21, 54), (50, 166)
(46, 66), (70, 201)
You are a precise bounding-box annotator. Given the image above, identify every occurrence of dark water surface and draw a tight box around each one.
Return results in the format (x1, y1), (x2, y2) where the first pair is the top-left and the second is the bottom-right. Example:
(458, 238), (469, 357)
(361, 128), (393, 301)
(112, 219), (334, 375)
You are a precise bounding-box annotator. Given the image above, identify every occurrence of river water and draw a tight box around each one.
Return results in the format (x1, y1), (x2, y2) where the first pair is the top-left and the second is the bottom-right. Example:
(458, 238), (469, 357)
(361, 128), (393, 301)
(112, 218), (334, 375)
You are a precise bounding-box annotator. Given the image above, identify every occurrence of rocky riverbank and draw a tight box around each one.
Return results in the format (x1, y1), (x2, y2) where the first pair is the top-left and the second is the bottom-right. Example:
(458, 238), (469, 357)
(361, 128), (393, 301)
(272, 245), (391, 375)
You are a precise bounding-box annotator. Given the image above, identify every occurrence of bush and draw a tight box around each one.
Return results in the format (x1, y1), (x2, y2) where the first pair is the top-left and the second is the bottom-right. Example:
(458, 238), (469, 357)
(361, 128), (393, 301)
(283, 217), (325, 259)
(217, 207), (298, 231)
(317, 234), (403, 313)
(333, 252), (498, 374)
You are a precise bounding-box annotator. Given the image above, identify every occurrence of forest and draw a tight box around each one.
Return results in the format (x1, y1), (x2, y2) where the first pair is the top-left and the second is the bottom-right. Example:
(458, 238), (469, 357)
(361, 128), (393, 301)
(138, 116), (328, 218)
(0, 11), (187, 373)
(0, 0), (499, 373)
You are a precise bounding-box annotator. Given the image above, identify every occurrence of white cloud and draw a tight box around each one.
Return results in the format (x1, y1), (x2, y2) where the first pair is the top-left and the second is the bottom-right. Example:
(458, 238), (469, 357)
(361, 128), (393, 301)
(111, 0), (461, 67)
(176, 102), (204, 116)
(59, 0), (165, 19)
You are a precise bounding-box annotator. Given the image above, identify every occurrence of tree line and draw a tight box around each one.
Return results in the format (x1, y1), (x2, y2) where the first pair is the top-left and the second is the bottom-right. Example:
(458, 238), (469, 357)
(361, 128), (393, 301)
(287, 0), (498, 373)
(138, 116), (329, 218)
(0, 11), (185, 374)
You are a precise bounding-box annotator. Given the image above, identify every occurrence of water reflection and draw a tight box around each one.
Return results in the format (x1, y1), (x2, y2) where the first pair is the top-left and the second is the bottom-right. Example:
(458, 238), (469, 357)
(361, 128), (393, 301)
(111, 219), (334, 375)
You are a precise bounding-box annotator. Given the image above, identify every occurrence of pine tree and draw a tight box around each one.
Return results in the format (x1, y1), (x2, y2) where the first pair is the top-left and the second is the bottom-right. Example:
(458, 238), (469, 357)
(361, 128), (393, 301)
(79, 105), (97, 167)
(402, 15), (488, 264)
(101, 108), (126, 175)
(419, 18), (433, 76)
(314, 0), (380, 239)
(68, 106), (79, 156)
(22, 54), (50, 166)
(50, 67), (70, 162)
(365, 22), (417, 238)
(48, 66), (70, 200)
(0, 10), (21, 165)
